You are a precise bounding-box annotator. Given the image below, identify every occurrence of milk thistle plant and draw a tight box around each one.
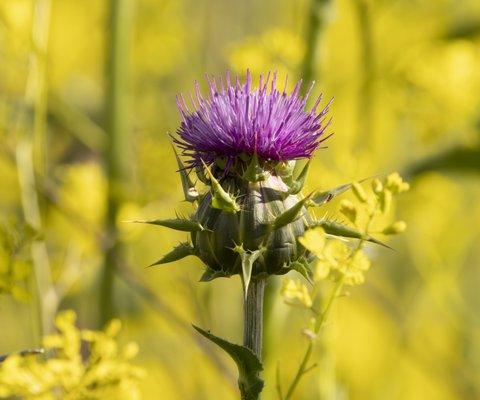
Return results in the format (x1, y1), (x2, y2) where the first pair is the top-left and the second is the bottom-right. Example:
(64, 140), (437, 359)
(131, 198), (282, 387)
(143, 71), (408, 399)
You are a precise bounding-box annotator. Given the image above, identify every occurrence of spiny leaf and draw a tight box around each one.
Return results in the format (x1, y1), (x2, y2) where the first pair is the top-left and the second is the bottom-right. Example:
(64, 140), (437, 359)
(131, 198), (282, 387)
(172, 144), (199, 202)
(243, 153), (267, 182)
(149, 242), (196, 266)
(193, 325), (264, 400)
(202, 160), (240, 213)
(199, 269), (232, 282)
(132, 218), (206, 232)
(288, 159), (311, 194)
(272, 194), (312, 231)
(310, 182), (352, 205)
(310, 220), (391, 248)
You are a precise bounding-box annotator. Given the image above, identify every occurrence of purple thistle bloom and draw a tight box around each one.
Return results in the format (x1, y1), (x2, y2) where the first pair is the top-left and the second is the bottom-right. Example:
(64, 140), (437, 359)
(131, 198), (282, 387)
(175, 71), (332, 169)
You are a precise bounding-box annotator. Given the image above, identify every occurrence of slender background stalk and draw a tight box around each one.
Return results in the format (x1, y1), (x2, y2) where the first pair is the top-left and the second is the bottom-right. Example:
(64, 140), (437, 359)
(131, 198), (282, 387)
(353, 0), (374, 150)
(300, 0), (331, 90)
(15, 0), (56, 340)
(101, 0), (134, 325)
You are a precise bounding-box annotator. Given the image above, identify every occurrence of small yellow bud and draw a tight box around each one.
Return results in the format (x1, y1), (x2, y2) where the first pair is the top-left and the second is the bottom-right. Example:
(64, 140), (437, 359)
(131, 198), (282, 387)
(382, 220), (407, 234)
(351, 182), (368, 203)
(385, 172), (409, 194)
(380, 189), (392, 214)
(339, 199), (357, 224)
(371, 178), (383, 194)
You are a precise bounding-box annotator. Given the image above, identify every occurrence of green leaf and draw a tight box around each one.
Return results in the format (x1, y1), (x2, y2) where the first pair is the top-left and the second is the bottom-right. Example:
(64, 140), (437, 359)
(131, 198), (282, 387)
(199, 269), (231, 282)
(133, 218), (206, 232)
(404, 146), (480, 178)
(311, 220), (391, 248)
(288, 259), (313, 283)
(243, 153), (267, 182)
(149, 242), (196, 266)
(171, 144), (199, 202)
(202, 160), (240, 213)
(287, 160), (311, 194)
(310, 182), (352, 205)
(193, 325), (264, 400)
(272, 195), (312, 231)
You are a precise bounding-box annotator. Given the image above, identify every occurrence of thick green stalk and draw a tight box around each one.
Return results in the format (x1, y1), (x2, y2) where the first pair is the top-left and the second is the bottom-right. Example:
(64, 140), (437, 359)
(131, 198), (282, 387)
(243, 277), (266, 358)
(242, 277), (266, 400)
(101, 0), (134, 325)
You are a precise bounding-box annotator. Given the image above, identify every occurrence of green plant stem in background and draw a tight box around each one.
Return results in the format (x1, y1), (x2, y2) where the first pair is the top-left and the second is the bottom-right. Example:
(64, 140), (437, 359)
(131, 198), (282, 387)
(353, 0), (374, 150)
(283, 278), (344, 400)
(101, 0), (134, 325)
(300, 0), (331, 91)
(15, 0), (56, 340)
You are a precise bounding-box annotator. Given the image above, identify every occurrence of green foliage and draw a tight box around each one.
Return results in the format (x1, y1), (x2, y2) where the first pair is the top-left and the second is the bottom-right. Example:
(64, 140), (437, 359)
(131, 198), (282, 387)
(149, 242), (196, 266)
(0, 223), (32, 301)
(133, 218), (206, 232)
(0, 310), (145, 399)
(193, 325), (264, 400)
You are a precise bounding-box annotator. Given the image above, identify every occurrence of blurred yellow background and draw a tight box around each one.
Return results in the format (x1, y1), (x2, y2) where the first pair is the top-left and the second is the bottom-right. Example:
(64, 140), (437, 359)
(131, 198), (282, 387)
(1, 0), (480, 399)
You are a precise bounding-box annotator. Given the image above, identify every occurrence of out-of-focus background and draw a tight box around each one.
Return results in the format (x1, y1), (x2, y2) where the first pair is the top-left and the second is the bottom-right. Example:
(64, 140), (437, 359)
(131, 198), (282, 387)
(0, 0), (479, 399)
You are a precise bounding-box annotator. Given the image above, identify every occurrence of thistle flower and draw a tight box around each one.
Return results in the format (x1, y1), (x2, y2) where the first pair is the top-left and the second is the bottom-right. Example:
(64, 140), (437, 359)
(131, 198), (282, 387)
(175, 70), (331, 170)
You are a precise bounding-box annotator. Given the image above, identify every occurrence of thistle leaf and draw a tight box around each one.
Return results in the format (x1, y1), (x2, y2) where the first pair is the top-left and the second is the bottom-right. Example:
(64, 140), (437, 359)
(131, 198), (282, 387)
(272, 195), (312, 231)
(310, 182), (352, 205)
(172, 144), (199, 202)
(193, 325), (264, 400)
(149, 242), (196, 266)
(199, 269), (231, 282)
(311, 220), (391, 248)
(202, 160), (240, 213)
(288, 159), (310, 194)
(243, 153), (267, 182)
(133, 218), (205, 232)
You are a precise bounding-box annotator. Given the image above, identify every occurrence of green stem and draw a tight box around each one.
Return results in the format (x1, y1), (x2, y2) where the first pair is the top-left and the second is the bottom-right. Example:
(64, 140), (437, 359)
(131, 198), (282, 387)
(15, 0), (56, 341)
(241, 276), (266, 400)
(100, 0), (134, 325)
(300, 0), (331, 90)
(284, 278), (344, 400)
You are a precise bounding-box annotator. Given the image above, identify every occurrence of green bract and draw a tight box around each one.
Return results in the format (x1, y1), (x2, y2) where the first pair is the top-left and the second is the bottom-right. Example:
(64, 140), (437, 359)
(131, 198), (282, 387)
(144, 151), (388, 292)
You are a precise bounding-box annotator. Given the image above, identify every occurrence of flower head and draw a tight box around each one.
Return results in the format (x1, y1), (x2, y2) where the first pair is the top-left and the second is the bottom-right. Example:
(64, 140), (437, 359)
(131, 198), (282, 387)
(175, 71), (331, 169)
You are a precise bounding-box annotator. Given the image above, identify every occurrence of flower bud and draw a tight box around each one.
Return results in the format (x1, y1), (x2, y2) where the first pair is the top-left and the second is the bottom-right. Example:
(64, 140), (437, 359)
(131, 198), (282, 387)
(352, 182), (368, 203)
(371, 178), (383, 194)
(382, 220), (407, 235)
(339, 199), (357, 224)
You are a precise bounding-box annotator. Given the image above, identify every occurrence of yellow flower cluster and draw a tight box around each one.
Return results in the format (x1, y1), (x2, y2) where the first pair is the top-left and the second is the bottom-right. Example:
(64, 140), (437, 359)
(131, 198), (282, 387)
(281, 279), (313, 308)
(0, 311), (145, 399)
(300, 228), (371, 286)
